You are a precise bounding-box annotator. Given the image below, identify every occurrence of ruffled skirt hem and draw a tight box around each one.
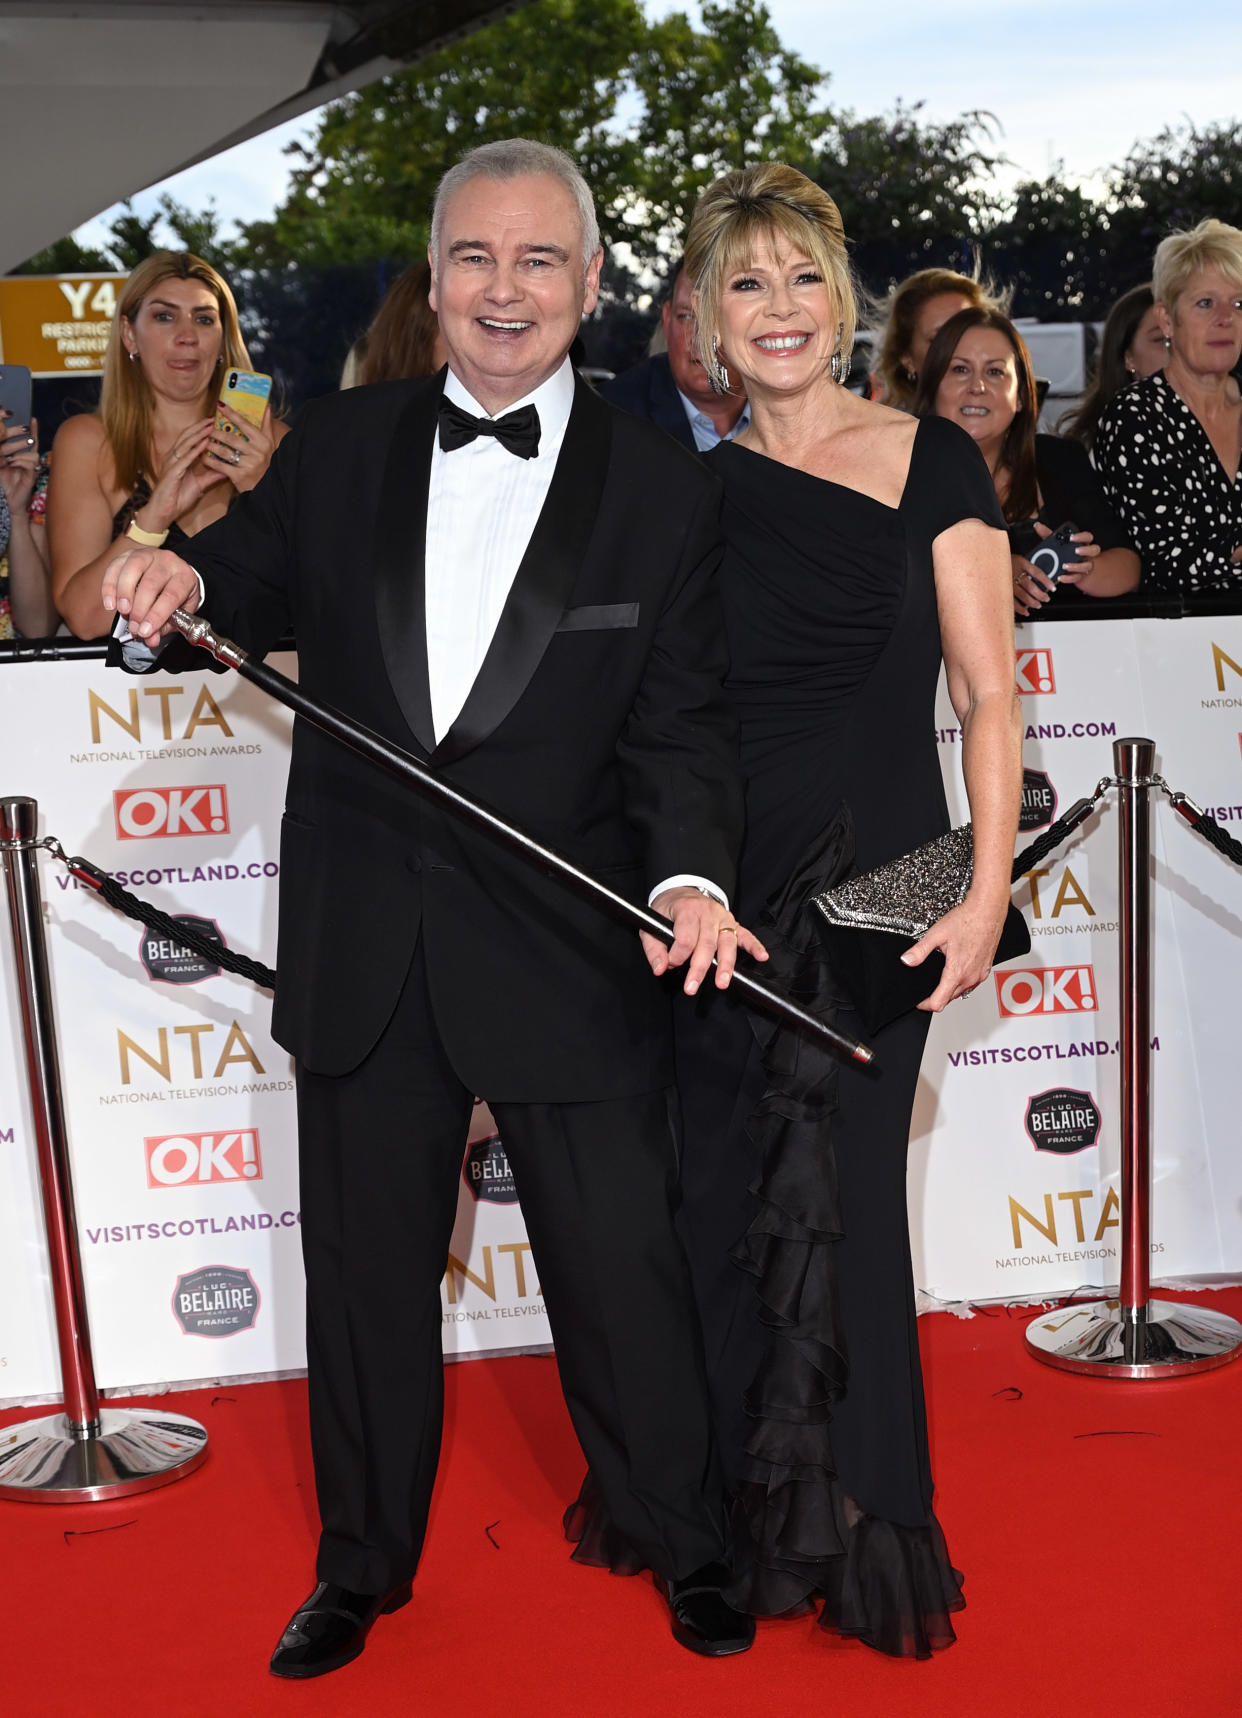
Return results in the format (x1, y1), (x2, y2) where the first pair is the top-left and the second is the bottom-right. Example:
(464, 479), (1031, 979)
(562, 1470), (963, 1658)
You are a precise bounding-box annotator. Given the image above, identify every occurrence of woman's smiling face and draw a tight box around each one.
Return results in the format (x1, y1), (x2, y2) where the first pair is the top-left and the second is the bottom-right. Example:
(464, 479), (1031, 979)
(932, 325), (1022, 459)
(714, 232), (840, 399)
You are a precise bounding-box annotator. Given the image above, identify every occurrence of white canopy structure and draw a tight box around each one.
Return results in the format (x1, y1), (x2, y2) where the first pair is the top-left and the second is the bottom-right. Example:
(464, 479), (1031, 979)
(0, 0), (528, 273)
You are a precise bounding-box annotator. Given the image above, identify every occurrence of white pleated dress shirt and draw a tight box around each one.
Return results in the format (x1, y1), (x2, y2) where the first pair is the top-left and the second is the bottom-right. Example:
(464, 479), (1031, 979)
(427, 357), (723, 908)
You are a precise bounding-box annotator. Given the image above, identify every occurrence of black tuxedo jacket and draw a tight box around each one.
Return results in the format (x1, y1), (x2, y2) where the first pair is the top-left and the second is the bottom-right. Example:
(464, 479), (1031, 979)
(184, 372), (743, 1100)
(599, 354), (697, 450)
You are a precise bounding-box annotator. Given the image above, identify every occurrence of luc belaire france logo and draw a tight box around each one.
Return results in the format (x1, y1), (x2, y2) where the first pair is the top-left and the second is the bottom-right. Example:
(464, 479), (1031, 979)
(139, 914), (225, 984)
(1024, 1087), (1102, 1156)
(172, 1265), (260, 1337)
(1020, 768), (1057, 832)
(462, 1133), (519, 1205)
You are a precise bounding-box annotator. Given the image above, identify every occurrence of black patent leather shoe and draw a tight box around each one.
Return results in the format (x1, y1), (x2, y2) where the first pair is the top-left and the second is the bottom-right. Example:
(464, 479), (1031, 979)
(660, 1562), (756, 1657)
(269, 1579), (413, 1679)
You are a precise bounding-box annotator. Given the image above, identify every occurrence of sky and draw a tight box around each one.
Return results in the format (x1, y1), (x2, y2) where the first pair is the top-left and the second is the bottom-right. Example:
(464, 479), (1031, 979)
(74, 0), (1242, 251)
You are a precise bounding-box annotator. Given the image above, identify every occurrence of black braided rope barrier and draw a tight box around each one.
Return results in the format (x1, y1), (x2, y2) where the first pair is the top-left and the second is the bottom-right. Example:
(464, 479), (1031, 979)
(1011, 792), (1104, 882)
(63, 851), (276, 990)
(35, 770), (1235, 1003)
(1170, 800), (1242, 869)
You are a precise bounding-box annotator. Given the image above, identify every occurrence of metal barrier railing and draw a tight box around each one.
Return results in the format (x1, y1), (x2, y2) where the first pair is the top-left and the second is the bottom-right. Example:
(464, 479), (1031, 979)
(1025, 739), (1242, 1378)
(0, 795), (208, 1501)
(3, 718), (1242, 1469)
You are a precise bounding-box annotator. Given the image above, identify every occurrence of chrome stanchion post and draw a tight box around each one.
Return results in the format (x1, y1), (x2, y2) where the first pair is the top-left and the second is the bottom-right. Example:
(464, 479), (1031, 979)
(0, 796), (208, 1500)
(1026, 742), (1242, 1378)
(1117, 737), (1154, 1338)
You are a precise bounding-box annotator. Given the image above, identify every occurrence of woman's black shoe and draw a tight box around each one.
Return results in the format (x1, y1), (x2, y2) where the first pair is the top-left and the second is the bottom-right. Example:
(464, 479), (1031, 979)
(660, 1563), (756, 1657)
(269, 1579), (413, 1679)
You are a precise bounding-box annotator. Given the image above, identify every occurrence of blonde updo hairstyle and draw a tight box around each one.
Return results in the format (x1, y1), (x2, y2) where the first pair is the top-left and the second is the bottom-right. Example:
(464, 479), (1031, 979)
(101, 250), (251, 496)
(1153, 218), (1242, 316)
(685, 163), (857, 392)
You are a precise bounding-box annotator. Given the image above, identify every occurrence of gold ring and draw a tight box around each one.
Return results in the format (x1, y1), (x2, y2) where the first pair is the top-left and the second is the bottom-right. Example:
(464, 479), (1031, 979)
(720, 925), (737, 935)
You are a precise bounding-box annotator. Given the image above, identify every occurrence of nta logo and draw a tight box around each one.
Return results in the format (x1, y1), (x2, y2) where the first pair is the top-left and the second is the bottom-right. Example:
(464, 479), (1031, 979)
(172, 1265), (260, 1337)
(1016, 649), (1055, 695)
(1212, 641), (1242, 691)
(139, 914), (224, 984)
(996, 965), (1098, 1016)
(88, 684), (233, 744)
(146, 1130), (263, 1188)
(114, 785), (230, 841)
(1024, 1087), (1102, 1155)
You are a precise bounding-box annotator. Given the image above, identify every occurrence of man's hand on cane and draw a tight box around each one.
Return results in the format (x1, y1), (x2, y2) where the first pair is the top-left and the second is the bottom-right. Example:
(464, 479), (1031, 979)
(643, 886), (768, 995)
(101, 546), (201, 641)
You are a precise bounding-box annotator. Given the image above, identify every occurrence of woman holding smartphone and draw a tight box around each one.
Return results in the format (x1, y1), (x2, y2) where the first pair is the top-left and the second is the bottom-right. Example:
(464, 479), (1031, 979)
(49, 250), (286, 638)
(1, 405), (57, 637)
(913, 306), (1139, 616)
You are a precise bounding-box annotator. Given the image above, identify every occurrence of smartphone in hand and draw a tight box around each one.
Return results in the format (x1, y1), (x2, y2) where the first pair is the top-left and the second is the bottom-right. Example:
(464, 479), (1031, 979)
(0, 363), (33, 433)
(216, 367), (272, 432)
(1027, 521), (1080, 586)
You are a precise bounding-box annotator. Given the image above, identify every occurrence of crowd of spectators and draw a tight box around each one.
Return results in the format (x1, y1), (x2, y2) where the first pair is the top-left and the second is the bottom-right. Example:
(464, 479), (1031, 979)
(3, 214), (1240, 642)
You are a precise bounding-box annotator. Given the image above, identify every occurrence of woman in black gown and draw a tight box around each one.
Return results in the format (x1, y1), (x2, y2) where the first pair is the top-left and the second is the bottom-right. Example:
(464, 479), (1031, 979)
(669, 165), (1020, 1658)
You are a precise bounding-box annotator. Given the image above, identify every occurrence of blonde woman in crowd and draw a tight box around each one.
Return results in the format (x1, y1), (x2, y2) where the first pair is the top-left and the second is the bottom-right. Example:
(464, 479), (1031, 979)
(50, 250), (286, 637)
(1095, 219), (1242, 593)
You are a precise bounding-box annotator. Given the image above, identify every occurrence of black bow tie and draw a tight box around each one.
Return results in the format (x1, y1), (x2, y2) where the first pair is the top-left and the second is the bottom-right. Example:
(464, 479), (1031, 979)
(438, 397), (541, 459)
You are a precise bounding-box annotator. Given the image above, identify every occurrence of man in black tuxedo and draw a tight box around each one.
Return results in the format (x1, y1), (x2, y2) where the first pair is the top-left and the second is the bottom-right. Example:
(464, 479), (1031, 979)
(102, 140), (765, 1677)
(600, 261), (748, 451)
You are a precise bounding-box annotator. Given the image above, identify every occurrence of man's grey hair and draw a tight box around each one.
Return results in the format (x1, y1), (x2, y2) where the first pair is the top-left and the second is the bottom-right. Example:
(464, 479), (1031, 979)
(430, 139), (602, 282)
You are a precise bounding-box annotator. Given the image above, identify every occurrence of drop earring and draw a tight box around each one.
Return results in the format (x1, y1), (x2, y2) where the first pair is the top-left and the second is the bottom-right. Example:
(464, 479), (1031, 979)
(710, 337), (731, 394)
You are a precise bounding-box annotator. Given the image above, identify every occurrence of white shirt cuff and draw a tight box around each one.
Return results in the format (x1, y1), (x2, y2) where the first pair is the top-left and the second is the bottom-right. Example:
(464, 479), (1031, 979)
(648, 875), (729, 910)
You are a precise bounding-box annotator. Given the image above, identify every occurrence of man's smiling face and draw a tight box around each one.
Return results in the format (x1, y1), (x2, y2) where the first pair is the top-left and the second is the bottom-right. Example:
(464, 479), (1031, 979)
(429, 172), (602, 414)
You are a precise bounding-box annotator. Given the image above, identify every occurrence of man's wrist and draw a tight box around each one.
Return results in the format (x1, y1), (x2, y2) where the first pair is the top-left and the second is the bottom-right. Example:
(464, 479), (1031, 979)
(649, 875), (729, 910)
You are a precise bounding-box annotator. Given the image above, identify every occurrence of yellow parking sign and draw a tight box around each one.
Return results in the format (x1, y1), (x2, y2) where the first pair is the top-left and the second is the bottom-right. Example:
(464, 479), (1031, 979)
(0, 274), (125, 376)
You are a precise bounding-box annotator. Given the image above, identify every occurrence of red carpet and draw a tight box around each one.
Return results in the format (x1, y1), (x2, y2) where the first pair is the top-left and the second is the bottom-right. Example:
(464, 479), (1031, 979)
(7, 1288), (1242, 1718)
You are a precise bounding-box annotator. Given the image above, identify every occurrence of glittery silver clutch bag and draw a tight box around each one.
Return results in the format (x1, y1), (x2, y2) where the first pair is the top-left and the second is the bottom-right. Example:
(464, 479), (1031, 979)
(810, 825), (1029, 1033)
(812, 825), (976, 940)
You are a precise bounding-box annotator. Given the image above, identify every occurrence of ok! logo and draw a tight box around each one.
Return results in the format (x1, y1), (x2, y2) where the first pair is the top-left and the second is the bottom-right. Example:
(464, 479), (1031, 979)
(113, 785), (230, 840)
(996, 965), (1098, 1017)
(1015, 648), (1056, 696)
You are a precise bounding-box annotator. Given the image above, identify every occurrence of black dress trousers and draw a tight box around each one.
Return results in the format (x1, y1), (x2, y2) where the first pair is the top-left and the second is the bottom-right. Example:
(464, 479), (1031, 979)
(296, 940), (727, 1595)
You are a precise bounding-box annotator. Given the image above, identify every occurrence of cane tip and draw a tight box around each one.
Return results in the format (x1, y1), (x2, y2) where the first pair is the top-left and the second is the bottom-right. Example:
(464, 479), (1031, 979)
(852, 1041), (876, 1067)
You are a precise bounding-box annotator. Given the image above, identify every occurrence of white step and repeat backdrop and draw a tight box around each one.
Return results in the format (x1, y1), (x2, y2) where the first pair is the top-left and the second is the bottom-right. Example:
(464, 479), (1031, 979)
(2, 616), (1241, 1403)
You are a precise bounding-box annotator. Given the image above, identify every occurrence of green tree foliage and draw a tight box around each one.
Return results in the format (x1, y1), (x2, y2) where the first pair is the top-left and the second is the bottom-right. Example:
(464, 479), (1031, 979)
(247, 0), (647, 268)
(10, 235), (115, 276)
(815, 103), (1000, 251)
(985, 174), (1114, 318)
(12, 0), (1242, 402)
(1106, 120), (1242, 259)
(628, 0), (828, 261)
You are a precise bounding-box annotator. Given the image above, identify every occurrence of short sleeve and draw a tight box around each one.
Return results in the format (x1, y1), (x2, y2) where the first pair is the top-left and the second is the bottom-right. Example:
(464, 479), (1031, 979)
(903, 415), (1005, 540)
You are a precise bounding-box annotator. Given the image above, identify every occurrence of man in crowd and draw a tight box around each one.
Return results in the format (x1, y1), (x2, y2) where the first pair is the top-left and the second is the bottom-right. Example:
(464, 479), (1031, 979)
(601, 260), (748, 450)
(100, 140), (764, 1679)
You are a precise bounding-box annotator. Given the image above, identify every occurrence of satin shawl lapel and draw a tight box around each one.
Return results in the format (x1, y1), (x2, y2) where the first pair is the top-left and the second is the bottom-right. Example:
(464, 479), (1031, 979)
(373, 377), (441, 755)
(434, 377), (613, 768)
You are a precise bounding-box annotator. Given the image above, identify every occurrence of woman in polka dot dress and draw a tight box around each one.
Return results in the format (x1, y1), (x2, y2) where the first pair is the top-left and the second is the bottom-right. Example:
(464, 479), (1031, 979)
(1095, 219), (1242, 595)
